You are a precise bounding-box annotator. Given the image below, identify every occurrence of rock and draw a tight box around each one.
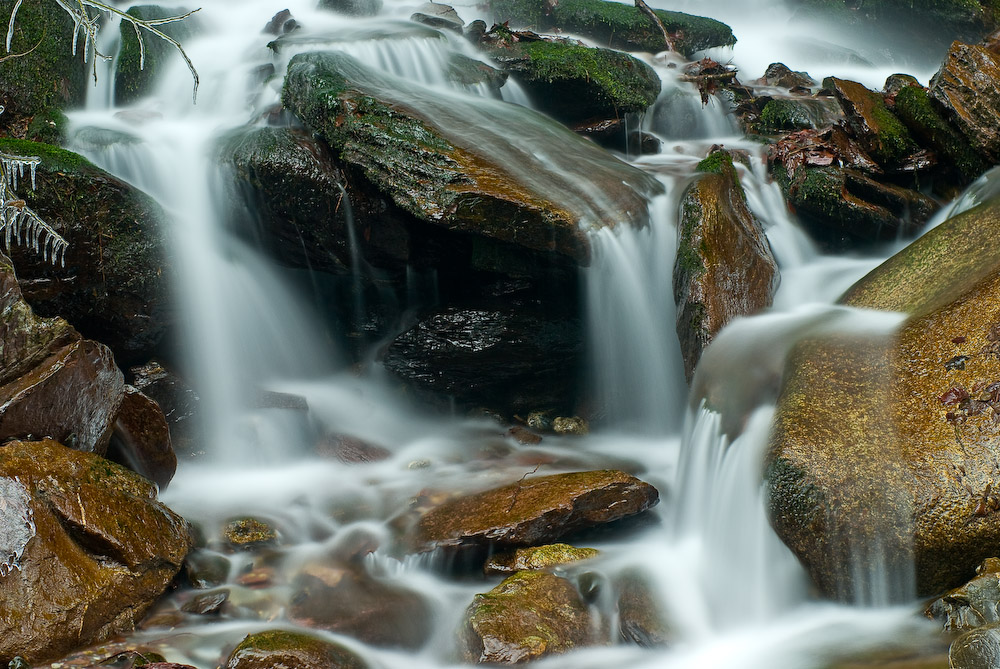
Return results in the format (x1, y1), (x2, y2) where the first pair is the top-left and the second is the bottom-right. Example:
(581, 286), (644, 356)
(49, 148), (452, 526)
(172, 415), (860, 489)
(382, 305), (583, 417)
(930, 41), (1000, 166)
(893, 83), (987, 184)
(507, 425), (542, 445)
(446, 54), (508, 95)
(774, 164), (937, 248)
(317, 0), (382, 17)
(0, 1), (87, 135)
(128, 361), (200, 456)
(184, 549), (231, 588)
(552, 416), (589, 435)
(225, 630), (367, 669)
(180, 589), (229, 615)
(484, 543), (599, 575)
(460, 571), (600, 663)
(927, 558), (1000, 631)
(758, 98), (817, 132)
(410, 2), (464, 32)
(486, 35), (661, 126)
(262, 9), (293, 35)
(0, 439), (191, 663)
(0, 140), (173, 365)
(826, 77), (919, 168)
(884, 73), (922, 97)
(488, 0), (735, 58)
(222, 518), (279, 551)
(407, 469), (658, 556)
(950, 623), (1000, 669)
(281, 50), (661, 264)
(288, 562), (433, 649)
(674, 150), (779, 382)
(768, 195), (1000, 596)
(757, 63), (815, 89)
(317, 434), (392, 463)
(106, 386), (176, 489)
(114, 5), (198, 105)
(97, 650), (167, 668)
(0, 252), (124, 454)
(616, 568), (671, 647)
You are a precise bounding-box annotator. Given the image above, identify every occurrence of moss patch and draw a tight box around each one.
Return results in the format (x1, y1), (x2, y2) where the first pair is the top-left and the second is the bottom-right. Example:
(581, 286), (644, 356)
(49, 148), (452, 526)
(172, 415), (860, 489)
(894, 85), (987, 183)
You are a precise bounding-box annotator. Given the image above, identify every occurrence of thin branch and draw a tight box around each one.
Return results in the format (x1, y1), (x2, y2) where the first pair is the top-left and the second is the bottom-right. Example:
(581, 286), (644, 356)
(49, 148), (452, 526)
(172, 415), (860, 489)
(635, 0), (674, 52)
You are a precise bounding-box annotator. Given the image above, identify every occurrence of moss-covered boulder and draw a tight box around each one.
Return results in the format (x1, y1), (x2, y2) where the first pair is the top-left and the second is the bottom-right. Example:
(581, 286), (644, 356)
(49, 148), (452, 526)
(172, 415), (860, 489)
(225, 630), (367, 669)
(0, 439), (190, 664)
(826, 77), (919, 167)
(288, 562), (433, 649)
(930, 40), (1000, 166)
(406, 470), (658, 557)
(460, 571), (601, 663)
(484, 543), (599, 575)
(487, 37), (660, 125)
(674, 151), (778, 382)
(0, 252), (124, 454)
(0, 140), (172, 365)
(114, 5), (198, 105)
(774, 165), (936, 248)
(0, 2), (87, 136)
(489, 0), (735, 58)
(282, 50), (660, 265)
(767, 195), (1000, 597)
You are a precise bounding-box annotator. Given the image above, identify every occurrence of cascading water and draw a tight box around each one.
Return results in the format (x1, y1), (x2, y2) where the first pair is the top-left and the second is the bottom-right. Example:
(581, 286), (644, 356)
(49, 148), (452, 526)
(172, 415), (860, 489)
(54, 0), (965, 665)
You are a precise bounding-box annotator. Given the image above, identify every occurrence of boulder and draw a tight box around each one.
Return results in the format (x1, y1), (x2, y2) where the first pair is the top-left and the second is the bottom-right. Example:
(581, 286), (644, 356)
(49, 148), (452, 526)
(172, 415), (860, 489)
(410, 2), (464, 32)
(930, 41), (1000, 165)
(0, 252), (124, 454)
(616, 568), (671, 647)
(0, 139), (173, 365)
(128, 361), (200, 456)
(0, 439), (191, 664)
(757, 99), (817, 132)
(757, 63), (815, 89)
(114, 5), (199, 105)
(317, 0), (382, 17)
(281, 50), (661, 265)
(460, 571), (600, 663)
(486, 35), (661, 126)
(382, 304), (584, 417)
(488, 0), (735, 58)
(928, 558), (1000, 631)
(106, 386), (176, 489)
(484, 543), (599, 575)
(767, 195), (1000, 597)
(222, 517), (279, 551)
(826, 77), (919, 168)
(225, 630), (367, 669)
(446, 54), (508, 95)
(407, 470), (658, 556)
(674, 150), (778, 382)
(288, 562), (432, 649)
(0, 1), (87, 136)
(950, 624), (1000, 669)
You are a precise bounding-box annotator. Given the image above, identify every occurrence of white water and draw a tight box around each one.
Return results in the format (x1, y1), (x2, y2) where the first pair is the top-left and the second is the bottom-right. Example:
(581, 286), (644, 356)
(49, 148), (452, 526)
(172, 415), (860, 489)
(58, 0), (955, 665)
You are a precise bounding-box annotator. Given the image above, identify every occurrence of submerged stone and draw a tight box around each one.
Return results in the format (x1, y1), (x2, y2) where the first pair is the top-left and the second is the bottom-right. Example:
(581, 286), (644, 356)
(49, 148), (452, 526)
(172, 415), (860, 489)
(407, 469), (658, 556)
(0, 439), (190, 663)
(616, 568), (672, 647)
(460, 571), (600, 663)
(222, 517), (279, 551)
(225, 630), (367, 669)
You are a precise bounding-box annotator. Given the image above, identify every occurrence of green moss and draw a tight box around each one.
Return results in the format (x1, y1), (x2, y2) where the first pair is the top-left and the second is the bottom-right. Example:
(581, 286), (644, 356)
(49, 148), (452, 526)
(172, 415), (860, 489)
(0, 138), (94, 172)
(759, 99), (813, 131)
(894, 85), (987, 182)
(25, 108), (69, 145)
(695, 151), (733, 174)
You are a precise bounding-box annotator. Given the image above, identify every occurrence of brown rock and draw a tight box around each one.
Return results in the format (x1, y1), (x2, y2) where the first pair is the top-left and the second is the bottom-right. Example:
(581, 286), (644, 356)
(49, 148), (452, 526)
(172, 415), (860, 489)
(928, 558), (1000, 631)
(674, 150), (778, 382)
(930, 42), (1000, 163)
(408, 469), (658, 555)
(0, 439), (191, 664)
(128, 361), (200, 456)
(0, 253), (124, 454)
(107, 386), (176, 489)
(288, 562), (432, 649)
(617, 568), (672, 647)
(484, 543), (599, 575)
(826, 77), (918, 166)
(461, 571), (600, 663)
(225, 630), (367, 669)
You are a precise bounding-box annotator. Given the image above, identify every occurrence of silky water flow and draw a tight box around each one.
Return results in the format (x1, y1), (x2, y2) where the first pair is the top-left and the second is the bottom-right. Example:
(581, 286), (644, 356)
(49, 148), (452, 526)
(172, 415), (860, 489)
(61, 0), (968, 665)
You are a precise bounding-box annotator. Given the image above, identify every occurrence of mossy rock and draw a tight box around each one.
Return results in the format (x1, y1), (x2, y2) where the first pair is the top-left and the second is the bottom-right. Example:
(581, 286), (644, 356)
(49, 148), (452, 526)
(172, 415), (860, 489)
(0, 1), (88, 135)
(674, 150), (778, 382)
(489, 39), (660, 125)
(461, 571), (600, 663)
(225, 630), (367, 669)
(767, 194), (1000, 597)
(489, 0), (735, 58)
(446, 54), (508, 94)
(484, 543), (599, 575)
(0, 439), (191, 664)
(827, 77), (918, 167)
(759, 98), (815, 132)
(114, 5), (198, 105)
(282, 50), (660, 264)
(0, 139), (172, 365)
(222, 517), (279, 551)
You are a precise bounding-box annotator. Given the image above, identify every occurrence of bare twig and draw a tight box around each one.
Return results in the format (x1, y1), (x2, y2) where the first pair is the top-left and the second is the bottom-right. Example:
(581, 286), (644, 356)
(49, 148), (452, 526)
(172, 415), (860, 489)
(506, 464), (541, 513)
(635, 0), (674, 52)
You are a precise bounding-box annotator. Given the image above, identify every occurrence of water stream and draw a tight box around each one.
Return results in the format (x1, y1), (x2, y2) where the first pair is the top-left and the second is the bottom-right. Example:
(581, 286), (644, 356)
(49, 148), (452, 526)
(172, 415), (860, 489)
(60, 0), (959, 665)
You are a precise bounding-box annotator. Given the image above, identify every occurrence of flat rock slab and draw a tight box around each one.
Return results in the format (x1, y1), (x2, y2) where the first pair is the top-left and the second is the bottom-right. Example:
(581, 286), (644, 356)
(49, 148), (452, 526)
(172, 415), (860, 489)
(408, 469), (658, 554)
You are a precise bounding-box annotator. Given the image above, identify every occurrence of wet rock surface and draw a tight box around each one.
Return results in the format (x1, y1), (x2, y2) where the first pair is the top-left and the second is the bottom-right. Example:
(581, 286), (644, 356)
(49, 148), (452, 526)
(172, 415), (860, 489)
(106, 386), (177, 489)
(407, 470), (659, 556)
(484, 543), (599, 575)
(225, 630), (368, 669)
(460, 571), (600, 663)
(928, 558), (1000, 631)
(674, 150), (778, 381)
(0, 140), (173, 365)
(950, 623), (1000, 669)
(826, 77), (918, 167)
(0, 439), (191, 663)
(930, 41), (1000, 164)
(616, 568), (672, 647)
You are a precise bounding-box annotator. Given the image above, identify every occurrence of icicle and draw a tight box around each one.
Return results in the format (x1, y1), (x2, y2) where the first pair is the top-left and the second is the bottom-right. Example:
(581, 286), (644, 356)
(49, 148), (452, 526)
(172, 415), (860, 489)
(28, 161), (35, 191)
